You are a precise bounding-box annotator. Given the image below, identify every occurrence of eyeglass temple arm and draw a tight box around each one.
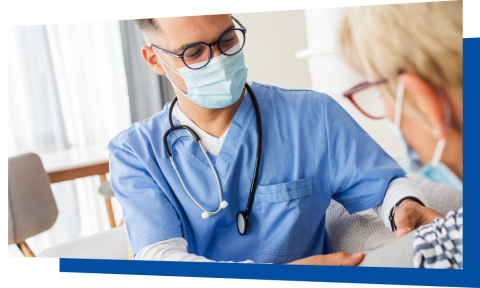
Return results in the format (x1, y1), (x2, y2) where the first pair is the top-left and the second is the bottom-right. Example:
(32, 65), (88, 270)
(230, 15), (247, 32)
(343, 77), (387, 98)
(151, 44), (182, 58)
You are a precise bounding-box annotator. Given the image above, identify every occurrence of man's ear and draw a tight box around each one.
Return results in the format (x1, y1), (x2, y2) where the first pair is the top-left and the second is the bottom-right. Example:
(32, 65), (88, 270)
(141, 46), (166, 75)
(398, 73), (448, 140)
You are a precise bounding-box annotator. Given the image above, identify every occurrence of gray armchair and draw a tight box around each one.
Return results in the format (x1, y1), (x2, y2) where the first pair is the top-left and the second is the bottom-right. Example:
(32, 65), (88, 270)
(8, 153), (129, 260)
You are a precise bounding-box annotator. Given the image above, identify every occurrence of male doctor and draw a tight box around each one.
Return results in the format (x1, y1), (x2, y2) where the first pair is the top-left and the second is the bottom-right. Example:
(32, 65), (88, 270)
(108, 14), (443, 265)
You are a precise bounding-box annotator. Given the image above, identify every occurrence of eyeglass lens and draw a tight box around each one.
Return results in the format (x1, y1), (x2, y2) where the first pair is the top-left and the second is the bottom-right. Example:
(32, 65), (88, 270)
(183, 29), (245, 69)
(219, 29), (244, 55)
(351, 85), (385, 118)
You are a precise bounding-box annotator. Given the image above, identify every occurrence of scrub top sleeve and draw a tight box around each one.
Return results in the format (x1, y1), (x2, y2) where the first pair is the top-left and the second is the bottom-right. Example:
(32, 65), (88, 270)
(322, 94), (406, 214)
(108, 144), (183, 256)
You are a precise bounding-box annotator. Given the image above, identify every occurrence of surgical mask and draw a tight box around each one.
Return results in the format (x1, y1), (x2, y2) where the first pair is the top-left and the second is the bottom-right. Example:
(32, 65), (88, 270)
(386, 82), (463, 190)
(154, 42), (248, 109)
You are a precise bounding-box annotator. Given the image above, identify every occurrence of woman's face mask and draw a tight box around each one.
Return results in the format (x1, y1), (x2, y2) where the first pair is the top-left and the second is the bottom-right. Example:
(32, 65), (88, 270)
(385, 82), (463, 190)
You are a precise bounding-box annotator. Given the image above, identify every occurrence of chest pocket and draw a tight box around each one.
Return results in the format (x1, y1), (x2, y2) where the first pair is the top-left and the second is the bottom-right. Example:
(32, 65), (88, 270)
(254, 178), (312, 263)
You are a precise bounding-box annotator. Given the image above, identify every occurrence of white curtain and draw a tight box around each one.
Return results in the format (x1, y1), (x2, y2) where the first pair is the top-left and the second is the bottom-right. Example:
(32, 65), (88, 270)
(8, 21), (131, 256)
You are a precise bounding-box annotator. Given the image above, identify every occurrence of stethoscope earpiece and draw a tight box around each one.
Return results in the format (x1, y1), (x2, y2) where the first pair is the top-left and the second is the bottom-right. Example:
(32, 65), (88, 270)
(201, 201), (228, 220)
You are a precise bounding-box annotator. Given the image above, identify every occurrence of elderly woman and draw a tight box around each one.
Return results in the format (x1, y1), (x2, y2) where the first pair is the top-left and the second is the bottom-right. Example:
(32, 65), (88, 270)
(338, 1), (463, 268)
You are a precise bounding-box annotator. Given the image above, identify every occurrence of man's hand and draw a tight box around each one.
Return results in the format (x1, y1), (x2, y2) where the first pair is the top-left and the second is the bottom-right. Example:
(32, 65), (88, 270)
(287, 252), (364, 266)
(394, 200), (444, 238)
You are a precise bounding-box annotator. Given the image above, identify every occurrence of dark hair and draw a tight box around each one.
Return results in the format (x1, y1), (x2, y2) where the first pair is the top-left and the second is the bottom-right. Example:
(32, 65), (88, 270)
(133, 18), (159, 37)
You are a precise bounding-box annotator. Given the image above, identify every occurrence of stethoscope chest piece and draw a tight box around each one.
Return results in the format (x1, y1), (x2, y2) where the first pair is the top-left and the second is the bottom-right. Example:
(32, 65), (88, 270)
(237, 211), (248, 235)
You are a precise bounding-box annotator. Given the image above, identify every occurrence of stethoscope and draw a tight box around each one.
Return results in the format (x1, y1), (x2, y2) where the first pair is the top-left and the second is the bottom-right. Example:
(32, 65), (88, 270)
(163, 83), (262, 235)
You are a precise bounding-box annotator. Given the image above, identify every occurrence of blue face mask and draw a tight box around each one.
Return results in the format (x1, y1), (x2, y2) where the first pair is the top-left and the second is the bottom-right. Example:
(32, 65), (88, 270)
(386, 82), (463, 191)
(155, 42), (248, 109)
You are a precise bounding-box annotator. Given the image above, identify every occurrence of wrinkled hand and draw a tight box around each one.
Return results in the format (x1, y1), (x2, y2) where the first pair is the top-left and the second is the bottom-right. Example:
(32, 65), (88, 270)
(287, 252), (364, 266)
(394, 200), (444, 238)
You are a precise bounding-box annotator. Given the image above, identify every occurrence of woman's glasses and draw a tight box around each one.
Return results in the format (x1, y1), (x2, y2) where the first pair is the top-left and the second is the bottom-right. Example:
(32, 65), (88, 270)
(150, 16), (246, 70)
(342, 77), (388, 119)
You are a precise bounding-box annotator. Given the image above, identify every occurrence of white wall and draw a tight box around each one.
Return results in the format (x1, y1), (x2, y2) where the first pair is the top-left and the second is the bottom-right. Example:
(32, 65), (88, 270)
(298, 7), (403, 159)
(233, 10), (311, 90)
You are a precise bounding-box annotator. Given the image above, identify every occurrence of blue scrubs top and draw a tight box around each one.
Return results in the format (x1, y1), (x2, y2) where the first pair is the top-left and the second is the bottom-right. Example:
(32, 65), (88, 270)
(108, 82), (406, 264)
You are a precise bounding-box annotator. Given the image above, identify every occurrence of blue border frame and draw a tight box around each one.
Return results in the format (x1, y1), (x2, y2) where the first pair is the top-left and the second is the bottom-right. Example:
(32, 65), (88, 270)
(61, 259), (468, 286)
(460, 37), (479, 287)
(60, 37), (479, 287)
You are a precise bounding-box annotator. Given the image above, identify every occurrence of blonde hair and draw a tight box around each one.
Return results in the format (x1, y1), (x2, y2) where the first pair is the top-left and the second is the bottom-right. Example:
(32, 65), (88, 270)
(338, 1), (462, 126)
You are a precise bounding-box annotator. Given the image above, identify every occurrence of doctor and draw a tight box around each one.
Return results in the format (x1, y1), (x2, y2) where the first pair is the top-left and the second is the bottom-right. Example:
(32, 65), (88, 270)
(108, 14), (442, 265)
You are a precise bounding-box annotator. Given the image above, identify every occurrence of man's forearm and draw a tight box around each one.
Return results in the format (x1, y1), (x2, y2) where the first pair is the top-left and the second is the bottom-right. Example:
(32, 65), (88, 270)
(372, 177), (428, 231)
(135, 237), (255, 263)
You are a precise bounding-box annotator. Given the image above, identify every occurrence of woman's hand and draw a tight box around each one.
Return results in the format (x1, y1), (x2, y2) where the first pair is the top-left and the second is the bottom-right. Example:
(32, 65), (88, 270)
(394, 200), (444, 238)
(287, 252), (364, 266)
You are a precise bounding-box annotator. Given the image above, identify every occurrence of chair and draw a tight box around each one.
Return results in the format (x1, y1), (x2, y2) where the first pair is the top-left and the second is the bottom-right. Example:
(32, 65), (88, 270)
(8, 153), (129, 260)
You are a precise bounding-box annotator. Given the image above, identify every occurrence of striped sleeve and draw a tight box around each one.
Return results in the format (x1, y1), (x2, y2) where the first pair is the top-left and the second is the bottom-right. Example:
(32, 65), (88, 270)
(413, 207), (463, 269)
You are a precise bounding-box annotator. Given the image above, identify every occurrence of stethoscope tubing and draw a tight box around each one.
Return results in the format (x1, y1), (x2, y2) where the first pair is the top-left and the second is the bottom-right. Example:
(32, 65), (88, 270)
(163, 82), (261, 233)
(243, 83), (261, 221)
(169, 135), (224, 216)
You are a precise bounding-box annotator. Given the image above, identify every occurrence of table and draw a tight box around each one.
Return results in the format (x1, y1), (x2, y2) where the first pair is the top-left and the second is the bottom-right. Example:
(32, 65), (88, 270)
(39, 145), (118, 228)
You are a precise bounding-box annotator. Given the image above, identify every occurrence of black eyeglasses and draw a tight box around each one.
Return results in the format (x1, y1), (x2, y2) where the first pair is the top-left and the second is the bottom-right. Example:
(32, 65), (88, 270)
(150, 15), (247, 70)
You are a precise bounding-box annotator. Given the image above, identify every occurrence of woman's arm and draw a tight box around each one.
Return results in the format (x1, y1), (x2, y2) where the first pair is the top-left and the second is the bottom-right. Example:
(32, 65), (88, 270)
(413, 207), (463, 268)
(358, 207), (463, 269)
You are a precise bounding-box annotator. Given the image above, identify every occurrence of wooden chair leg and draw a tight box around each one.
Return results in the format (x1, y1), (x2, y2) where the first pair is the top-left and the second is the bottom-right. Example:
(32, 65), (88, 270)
(119, 219), (124, 226)
(17, 241), (35, 257)
(99, 174), (116, 228)
(104, 197), (116, 228)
